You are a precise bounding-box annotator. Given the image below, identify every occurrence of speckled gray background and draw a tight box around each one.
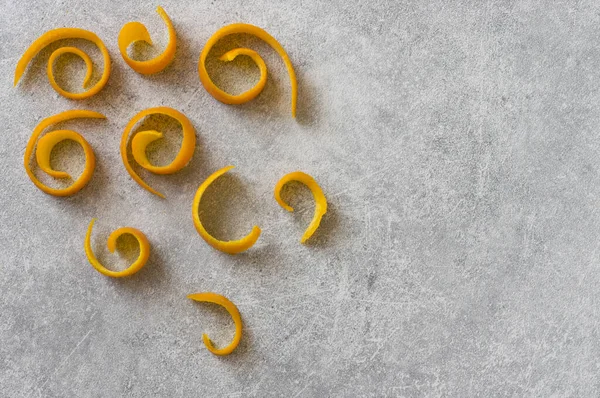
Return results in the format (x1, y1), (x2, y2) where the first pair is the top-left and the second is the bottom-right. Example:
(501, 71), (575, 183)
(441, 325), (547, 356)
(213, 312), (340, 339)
(2, 0), (600, 396)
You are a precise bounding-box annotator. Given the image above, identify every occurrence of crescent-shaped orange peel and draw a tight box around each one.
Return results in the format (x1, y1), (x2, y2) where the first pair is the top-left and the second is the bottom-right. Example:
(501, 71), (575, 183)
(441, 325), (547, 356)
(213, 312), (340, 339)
(192, 166), (261, 254)
(274, 171), (327, 243)
(187, 292), (242, 356)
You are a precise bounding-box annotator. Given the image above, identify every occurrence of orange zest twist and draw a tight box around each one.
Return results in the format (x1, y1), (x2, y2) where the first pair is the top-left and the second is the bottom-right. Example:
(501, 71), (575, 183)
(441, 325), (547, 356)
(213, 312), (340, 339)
(14, 28), (111, 99)
(118, 6), (176, 74)
(24, 110), (106, 197)
(198, 23), (297, 117)
(121, 107), (196, 198)
(187, 292), (242, 356)
(192, 166), (261, 254)
(84, 218), (150, 278)
(274, 171), (327, 243)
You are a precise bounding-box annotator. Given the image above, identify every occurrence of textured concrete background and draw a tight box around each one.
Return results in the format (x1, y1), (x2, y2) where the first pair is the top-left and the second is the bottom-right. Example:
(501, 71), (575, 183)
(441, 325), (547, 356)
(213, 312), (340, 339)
(2, 0), (600, 396)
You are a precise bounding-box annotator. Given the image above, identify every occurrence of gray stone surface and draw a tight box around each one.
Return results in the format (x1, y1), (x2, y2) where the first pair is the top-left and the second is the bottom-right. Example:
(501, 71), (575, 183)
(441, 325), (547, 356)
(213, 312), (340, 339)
(2, 0), (600, 396)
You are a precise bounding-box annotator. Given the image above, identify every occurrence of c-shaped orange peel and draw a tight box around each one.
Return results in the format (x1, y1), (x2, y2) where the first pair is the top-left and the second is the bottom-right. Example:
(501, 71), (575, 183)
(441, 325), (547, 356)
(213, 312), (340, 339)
(275, 171), (327, 243)
(84, 218), (150, 278)
(14, 28), (111, 99)
(187, 292), (242, 356)
(192, 166), (261, 254)
(121, 107), (196, 198)
(24, 110), (106, 197)
(198, 23), (297, 117)
(118, 6), (176, 74)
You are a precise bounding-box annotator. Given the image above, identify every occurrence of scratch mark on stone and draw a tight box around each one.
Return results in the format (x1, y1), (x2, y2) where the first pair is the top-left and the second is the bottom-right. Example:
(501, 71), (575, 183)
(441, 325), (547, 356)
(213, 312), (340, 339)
(30, 312), (97, 397)
(12, 275), (32, 305)
(369, 327), (401, 361)
(330, 165), (392, 199)
(248, 374), (267, 397)
(346, 298), (411, 306)
(237, 289), (334, 306)
(184, 238), (196, 256)
(328, 256), (349, 347)
(184, 87), (200, 109)
(293, 371), (316, 398)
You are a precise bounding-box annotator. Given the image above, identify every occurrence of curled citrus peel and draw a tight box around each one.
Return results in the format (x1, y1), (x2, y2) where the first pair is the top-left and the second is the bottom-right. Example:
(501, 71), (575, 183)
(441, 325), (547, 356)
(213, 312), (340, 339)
(84, 218), (150, 278)
(198, 23), (297, 117)
(121, 107), (196, 198)
(275, 171), (327, 243)
(187, 292), (242, 356)
(118, 6), (176, 75)
(192, 166), (261, 254)
(14, 28), (111, 99)
(24, 110), (105, 196)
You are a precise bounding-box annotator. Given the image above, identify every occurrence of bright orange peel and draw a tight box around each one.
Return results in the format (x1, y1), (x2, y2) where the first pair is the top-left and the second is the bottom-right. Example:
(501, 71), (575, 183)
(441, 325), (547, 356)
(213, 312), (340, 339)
(275, 171), (327, 243)
(121, 107), (196, 198)
(198, 23), (297, 117)
(14, 28), (111, 99)
(192, 166), (261, 254)
(84, 218), (150, 278)
(118, 6), (176, 74)
(24, 110), (105, 197)
(187, 292), (242, 356)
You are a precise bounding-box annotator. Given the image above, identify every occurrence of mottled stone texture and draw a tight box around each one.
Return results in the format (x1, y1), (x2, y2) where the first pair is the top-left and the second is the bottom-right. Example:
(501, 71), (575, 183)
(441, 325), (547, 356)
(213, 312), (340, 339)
(2, 0), (600, 396)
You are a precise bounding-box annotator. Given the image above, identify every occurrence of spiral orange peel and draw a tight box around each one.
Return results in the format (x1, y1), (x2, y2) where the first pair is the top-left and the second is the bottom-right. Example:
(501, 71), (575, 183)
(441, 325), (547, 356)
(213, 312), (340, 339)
(121, 107), (196, 198)
(198, 23), (297, 117)
(14, 28), (111, 99)
(24, 110), (105, 196)
(84, 218), (150, 278)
